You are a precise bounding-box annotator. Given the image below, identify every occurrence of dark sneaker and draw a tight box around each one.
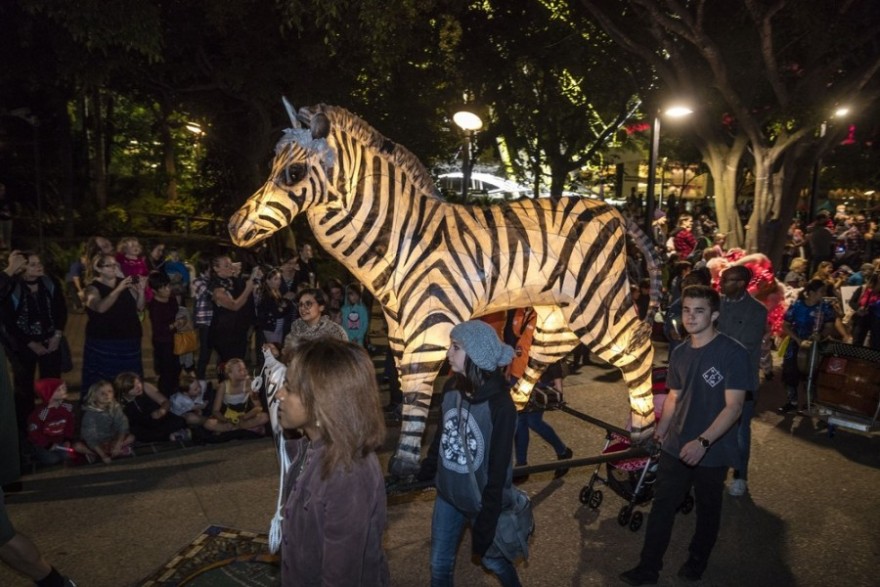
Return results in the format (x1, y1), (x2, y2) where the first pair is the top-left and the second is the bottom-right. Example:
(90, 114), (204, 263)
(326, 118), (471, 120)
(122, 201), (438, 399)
(777, 402), (797, 414)
(554, 447), (574, 479)
(619, 565), (658, 586)
(677, 558), (704, 581)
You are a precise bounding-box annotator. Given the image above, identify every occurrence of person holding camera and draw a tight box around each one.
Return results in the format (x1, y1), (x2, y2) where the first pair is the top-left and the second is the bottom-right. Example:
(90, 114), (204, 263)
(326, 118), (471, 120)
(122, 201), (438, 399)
(1, 250), (68, 439)
(81, 252), (146, 393)
(208, 255), (261, 365)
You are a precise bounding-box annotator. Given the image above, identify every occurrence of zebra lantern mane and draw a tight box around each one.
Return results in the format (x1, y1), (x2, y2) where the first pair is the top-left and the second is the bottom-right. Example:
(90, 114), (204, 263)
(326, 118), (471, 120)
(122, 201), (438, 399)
(275, 128), (336, 171)
(278, 103), (442, 201)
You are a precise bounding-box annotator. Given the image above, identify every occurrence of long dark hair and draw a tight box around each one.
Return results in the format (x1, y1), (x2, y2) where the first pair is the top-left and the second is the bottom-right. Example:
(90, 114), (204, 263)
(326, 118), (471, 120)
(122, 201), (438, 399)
(261, 268), (283, 302)
(453, 355), (497, 397)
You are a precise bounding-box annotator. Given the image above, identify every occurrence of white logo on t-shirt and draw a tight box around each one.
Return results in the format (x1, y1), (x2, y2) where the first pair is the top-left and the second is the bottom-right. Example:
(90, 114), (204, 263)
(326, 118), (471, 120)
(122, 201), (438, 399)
(703, 367), (724, 387)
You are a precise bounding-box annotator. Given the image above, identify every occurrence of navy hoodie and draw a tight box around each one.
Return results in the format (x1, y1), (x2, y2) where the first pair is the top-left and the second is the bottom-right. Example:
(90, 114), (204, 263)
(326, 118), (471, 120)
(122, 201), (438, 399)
(427, 370), (517, 557)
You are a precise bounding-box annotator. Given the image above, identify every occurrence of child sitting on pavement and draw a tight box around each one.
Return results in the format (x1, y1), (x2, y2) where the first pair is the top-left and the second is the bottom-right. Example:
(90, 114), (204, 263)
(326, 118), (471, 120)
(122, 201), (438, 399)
(25, 378), (91, 466)
(114, 372), (190, 443)
(204, 358), (269, 438)
(170, 374), (210, 427)
(80, 380), (135, 464)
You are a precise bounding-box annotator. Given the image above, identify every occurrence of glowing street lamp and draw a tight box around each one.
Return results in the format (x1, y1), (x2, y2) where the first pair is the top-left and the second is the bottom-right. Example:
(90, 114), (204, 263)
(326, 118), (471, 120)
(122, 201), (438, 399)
(810, 105), (852, 219)
(453, 105), (484, 200)
(645, 104), (693, 238)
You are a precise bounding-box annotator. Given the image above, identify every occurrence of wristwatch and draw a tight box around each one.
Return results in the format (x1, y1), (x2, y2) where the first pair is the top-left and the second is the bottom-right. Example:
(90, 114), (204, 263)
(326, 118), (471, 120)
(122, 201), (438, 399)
(697, 436), (711, 449)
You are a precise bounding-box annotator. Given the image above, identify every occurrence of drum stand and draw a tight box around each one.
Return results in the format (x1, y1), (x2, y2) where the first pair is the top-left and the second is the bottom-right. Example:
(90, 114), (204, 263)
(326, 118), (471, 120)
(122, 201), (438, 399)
(804, 340), (880, 435)
(804, 339), (821, 411)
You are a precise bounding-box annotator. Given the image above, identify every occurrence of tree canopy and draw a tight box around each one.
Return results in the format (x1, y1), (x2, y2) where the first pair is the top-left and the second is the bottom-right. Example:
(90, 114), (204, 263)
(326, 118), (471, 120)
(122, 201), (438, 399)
(1, 0), (878, 260)
(579, 0), (880, 255)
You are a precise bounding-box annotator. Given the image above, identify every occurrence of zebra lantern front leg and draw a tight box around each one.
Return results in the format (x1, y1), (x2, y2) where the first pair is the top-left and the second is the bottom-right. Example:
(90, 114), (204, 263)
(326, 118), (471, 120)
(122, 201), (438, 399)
(387, 356), (448, 479)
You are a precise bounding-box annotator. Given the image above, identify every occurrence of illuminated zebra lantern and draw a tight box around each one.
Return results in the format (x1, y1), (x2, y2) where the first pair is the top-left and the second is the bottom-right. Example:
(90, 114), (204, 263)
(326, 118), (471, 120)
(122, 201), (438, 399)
(229, 102), (660, 478)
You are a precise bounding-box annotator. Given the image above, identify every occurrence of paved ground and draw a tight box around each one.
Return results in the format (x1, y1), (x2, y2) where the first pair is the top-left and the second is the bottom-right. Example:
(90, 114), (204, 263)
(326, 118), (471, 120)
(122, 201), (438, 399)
(2, 312), (879, 586)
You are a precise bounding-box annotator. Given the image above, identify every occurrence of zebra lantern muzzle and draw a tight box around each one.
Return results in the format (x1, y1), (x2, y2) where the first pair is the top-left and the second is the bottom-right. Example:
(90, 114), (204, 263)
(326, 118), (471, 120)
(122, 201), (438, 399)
(228, 209), (260, 247)
(229, 180), (296, 247)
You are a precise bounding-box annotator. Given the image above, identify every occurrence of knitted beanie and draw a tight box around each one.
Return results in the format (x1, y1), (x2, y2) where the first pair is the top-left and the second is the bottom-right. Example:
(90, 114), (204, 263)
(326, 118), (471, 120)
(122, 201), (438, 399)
(34, 378), (64, 404)
(450, 320), (515, 371)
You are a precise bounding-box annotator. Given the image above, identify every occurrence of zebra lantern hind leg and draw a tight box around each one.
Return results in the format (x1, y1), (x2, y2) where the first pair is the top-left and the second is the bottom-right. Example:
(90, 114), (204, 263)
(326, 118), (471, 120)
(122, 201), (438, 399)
(387, 396), (432, 479)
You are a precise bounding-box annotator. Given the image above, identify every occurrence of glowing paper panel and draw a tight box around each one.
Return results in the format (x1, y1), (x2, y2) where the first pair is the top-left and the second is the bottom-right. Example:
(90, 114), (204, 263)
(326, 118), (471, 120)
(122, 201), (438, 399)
(229, 102), (660, 477)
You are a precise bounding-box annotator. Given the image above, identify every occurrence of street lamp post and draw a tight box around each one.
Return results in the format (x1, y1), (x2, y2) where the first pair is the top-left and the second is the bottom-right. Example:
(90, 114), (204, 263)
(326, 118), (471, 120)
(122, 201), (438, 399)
(645, 115), (661, 237)
(645, 105), (693, 240)
(453, 107), (483, 201)
(809, 107), (850, 220)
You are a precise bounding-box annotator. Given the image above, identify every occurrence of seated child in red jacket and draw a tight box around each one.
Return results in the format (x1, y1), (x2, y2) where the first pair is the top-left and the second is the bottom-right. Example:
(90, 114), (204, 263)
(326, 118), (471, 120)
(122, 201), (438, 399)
(26, 378), (91, 466)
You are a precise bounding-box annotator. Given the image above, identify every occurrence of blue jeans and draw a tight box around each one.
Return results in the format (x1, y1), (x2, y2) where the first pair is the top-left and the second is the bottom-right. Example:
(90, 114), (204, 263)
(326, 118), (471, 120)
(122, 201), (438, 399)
(430, 494), (521, 587)
(734, 397), (755, 480)
(514, 411), (566, 465)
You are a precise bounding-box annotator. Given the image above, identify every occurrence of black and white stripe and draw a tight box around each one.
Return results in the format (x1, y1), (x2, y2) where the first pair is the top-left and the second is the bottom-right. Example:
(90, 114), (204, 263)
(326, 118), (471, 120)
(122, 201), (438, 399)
(230, 104), (659, 477)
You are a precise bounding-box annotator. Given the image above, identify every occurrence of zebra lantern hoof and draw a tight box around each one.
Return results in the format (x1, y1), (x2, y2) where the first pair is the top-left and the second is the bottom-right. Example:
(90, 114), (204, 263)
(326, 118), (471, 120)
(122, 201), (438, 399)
(388, 456), (420, 479)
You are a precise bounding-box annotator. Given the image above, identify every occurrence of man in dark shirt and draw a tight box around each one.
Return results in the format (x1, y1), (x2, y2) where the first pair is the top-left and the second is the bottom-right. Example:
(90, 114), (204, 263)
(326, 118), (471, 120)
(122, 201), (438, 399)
(717, 266), (767, 497)
(292, 243), (317, 289)
(807, 211), (834, 274)
(621, 285), (747, 585)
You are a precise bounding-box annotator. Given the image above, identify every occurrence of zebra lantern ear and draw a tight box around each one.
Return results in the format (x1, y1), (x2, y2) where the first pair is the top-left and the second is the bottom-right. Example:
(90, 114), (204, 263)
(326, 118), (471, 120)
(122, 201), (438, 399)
(282, 97), (302, 129)
(310, 113), (330, 140)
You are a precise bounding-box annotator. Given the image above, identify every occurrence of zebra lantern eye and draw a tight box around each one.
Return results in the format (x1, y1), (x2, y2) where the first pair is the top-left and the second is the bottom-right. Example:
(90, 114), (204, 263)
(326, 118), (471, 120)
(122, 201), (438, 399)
(279, 163), (307, 187)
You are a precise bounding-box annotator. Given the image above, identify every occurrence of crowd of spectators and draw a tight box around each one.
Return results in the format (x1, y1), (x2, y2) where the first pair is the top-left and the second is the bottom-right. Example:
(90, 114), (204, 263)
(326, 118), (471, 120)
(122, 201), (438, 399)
(1, 235), (372, 469)
(629, 199), (880, 353)
(4, 198), (880, 472)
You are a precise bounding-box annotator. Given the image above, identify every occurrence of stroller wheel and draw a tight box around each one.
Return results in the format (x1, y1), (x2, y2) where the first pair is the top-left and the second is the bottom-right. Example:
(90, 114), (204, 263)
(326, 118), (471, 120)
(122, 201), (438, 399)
(629, 511), (644, 532)
(617, 505), (632, 526)
(588, 489), (603, 509)
(579, 487), (593, 505)
(679, 494), (695, 514)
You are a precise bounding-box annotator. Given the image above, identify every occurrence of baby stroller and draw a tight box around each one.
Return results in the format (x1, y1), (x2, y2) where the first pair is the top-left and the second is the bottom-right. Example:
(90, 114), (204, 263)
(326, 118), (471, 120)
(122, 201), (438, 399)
(579, 367), (694, 532)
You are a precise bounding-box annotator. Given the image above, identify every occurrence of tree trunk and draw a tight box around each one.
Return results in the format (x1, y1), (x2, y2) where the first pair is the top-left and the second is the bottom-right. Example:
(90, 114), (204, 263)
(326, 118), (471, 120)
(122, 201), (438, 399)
(548, 156), (569, 198)
(50, 93), (76, 238)
(746, 150), (775, 253)
(159, 99), (178, 201)
(765, 143), (814, 268)
(700, 135), (747, 248)
(88, 87), (108, 209)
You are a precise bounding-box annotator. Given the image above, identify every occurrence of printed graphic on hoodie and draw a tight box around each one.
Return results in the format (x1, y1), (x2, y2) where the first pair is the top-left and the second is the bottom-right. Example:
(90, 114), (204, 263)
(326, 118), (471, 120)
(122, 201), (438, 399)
(439, 406), (486, 474)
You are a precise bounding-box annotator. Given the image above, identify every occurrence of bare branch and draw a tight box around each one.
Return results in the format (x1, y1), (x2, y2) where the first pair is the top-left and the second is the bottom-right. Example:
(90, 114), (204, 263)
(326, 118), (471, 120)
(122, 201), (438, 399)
(629, 0), (698, 44)
(579, 1), (676, 81)
(744, 0), (789, 107)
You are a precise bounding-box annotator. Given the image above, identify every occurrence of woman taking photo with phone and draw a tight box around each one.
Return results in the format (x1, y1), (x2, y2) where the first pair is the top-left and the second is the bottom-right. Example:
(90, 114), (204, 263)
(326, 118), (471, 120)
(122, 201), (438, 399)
(82, 253), (145, 393)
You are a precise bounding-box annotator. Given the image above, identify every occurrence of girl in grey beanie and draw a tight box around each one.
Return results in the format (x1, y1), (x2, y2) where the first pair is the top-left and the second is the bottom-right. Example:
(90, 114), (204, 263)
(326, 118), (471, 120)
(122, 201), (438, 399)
(423, 320), (522, 585)
(449, 320), (515, 371)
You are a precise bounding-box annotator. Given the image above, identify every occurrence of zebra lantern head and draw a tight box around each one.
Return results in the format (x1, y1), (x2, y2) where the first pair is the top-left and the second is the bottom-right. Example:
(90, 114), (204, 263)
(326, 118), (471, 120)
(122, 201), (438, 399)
(229, 100), (336, 248)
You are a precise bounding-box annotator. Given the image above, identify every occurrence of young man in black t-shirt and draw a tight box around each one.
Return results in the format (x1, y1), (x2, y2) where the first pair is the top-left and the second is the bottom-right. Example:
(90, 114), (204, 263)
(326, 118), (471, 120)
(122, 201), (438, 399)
(620, 285), (748, 586)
